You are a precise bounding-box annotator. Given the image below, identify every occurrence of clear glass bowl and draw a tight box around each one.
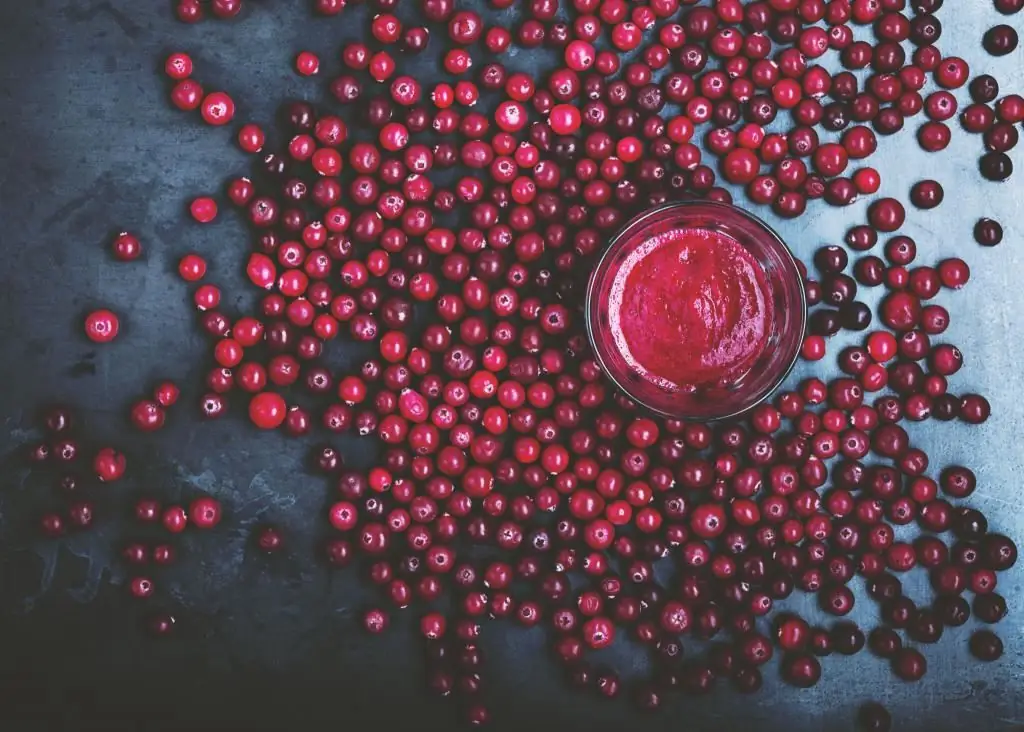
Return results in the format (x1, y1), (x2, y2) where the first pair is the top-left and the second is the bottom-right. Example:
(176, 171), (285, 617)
(585, 201), (806, 421)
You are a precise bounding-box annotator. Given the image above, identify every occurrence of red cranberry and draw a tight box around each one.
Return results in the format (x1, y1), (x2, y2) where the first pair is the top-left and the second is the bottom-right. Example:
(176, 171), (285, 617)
(782, 653), (821, 687)
(147, 613), (176, 637)
(858, 702), (892, 732)
(256, 525), (284, 553)
(974, 218), (1004, 246)
(891, 647), (927, 681)
(969, 630), (1004, 661)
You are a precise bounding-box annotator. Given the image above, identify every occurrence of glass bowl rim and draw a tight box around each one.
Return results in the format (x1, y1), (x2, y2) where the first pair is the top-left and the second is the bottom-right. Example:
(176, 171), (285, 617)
(584, 199), (808, 421)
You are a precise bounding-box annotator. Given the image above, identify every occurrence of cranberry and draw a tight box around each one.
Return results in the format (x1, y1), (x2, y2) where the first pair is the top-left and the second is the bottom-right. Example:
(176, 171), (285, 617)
(984, 24), (1019, 55)
(974, 218), (1004, 246)
(891, 647), (927, 681)
(782, 653), (821, 687)
(93, 447), (126, 482)
(67, 501), (93, 529)
(257, 525), (284, 553)
(858, 702), (892, 732)
(129, 576), (154, 599)
(980, 152), (1013, 181)
(969, 630), (1004, 661)
(146, 612), (176, 637)
(130, 400), (166, 432)
(189, 497), (222, 529)
(867, 198), (905, 232)
(163, 505), (187, 533)
(909, 180), (943, 209)
(84, 309), (119, 343)
(249, 392), (287, 429)
(153, 545), (175, 565)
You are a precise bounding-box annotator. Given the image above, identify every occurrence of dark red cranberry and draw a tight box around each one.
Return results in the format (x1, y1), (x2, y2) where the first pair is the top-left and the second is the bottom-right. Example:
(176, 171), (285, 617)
(781, 653), (821, 687)
(984, 24), (1019, 55)
(980, 152), (1013, 181)
(891, 647), (927, 681)
(858, 702), (892, 732)
(969, 630), (1004, 661)
(256, 525), (284, 553)
(974, 218), (1003, 246)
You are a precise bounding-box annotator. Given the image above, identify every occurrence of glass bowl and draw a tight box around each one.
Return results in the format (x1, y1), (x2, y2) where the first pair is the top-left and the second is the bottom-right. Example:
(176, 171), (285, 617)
(585, 201), (806, 421)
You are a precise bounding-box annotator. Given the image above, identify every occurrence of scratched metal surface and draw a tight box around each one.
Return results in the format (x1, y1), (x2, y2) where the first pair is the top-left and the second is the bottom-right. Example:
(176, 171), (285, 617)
(0, 1), (1022, 730)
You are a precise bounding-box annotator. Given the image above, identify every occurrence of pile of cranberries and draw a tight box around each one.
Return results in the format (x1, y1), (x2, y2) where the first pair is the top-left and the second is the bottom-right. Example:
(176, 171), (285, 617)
(29, 0), (1024, 727)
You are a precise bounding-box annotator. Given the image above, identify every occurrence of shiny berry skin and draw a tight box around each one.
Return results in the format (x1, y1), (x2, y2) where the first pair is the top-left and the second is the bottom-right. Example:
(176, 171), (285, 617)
(93, 447), (126, 482)
(974, 218), (1004, 246)
(84, 309), (119, 343)
(984, 24), (1019, 56)
(164, 52), (193, 80)
(178, 254), (207, 281)
(67, 501), (94, 529)
(153, 545), (176, 565)
(130, 400), (166, 432)
(296, 51), (321, 75)
(420, 612), (446, 639)
(122, 543), (148, 564)
(257, 525), (284, 552)
(112, 232), (142, 261)
(40, 513), (65, 537)
(582, 616), (615, 648)
(129, 576), (154, 599)
(909, 180), (943, 209)
(363, 608), (389, 634)
(969, 630), (1004, 661)
(867, 198), (905, 232)
(782, 653), (821, 687)
(891, 647), (927, 681)
(550, 104), (582, 135)
(154, 381), (180, 407)
(189, 497), (223, 529)
(148, 613), (177, 637)
(210, 0), (242, 17)
(162, 505), (188, 533)
(176, 0), (203, 23)
(980, 152), (1013, 181)
(43, 406), (74, 434)
(858, 702), (892, 732)
(237, 124), (266, 153)
(200, 92), (235, 126)
(190, 197), (218, 223)
(249, 392), (287, 429)
(136, 499), (161, 523)
(171, 79), (204, 110)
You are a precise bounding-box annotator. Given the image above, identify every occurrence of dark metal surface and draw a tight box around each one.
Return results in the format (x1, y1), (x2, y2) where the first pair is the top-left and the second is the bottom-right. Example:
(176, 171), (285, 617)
(0, 2), (1022, 730)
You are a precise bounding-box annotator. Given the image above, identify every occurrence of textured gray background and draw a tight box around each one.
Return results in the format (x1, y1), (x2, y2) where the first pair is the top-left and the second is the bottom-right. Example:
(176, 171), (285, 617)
(0, 1), (1022, 730)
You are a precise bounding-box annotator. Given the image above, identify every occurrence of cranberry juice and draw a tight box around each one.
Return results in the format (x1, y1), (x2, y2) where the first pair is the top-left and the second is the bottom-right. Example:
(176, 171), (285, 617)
(587, 201), (805, 420)
(608, 226), (774, 392)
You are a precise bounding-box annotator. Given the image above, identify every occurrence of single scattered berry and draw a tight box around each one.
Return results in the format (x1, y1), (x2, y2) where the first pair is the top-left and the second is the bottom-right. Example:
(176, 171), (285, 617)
(84, 309), (120, 343)
(112, 232), (142, 261)
(190, 197), (218, 223)
(130, 400), (166, 432)
(296, 51), (320, 76)
(257, 525), (283, 552)
(178, 253), (207, 281)
(164, 53), (193, 80)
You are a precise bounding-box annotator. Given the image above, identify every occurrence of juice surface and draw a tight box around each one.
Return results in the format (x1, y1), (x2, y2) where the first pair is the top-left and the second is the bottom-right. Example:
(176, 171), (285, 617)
(608, 226), (774, 391)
